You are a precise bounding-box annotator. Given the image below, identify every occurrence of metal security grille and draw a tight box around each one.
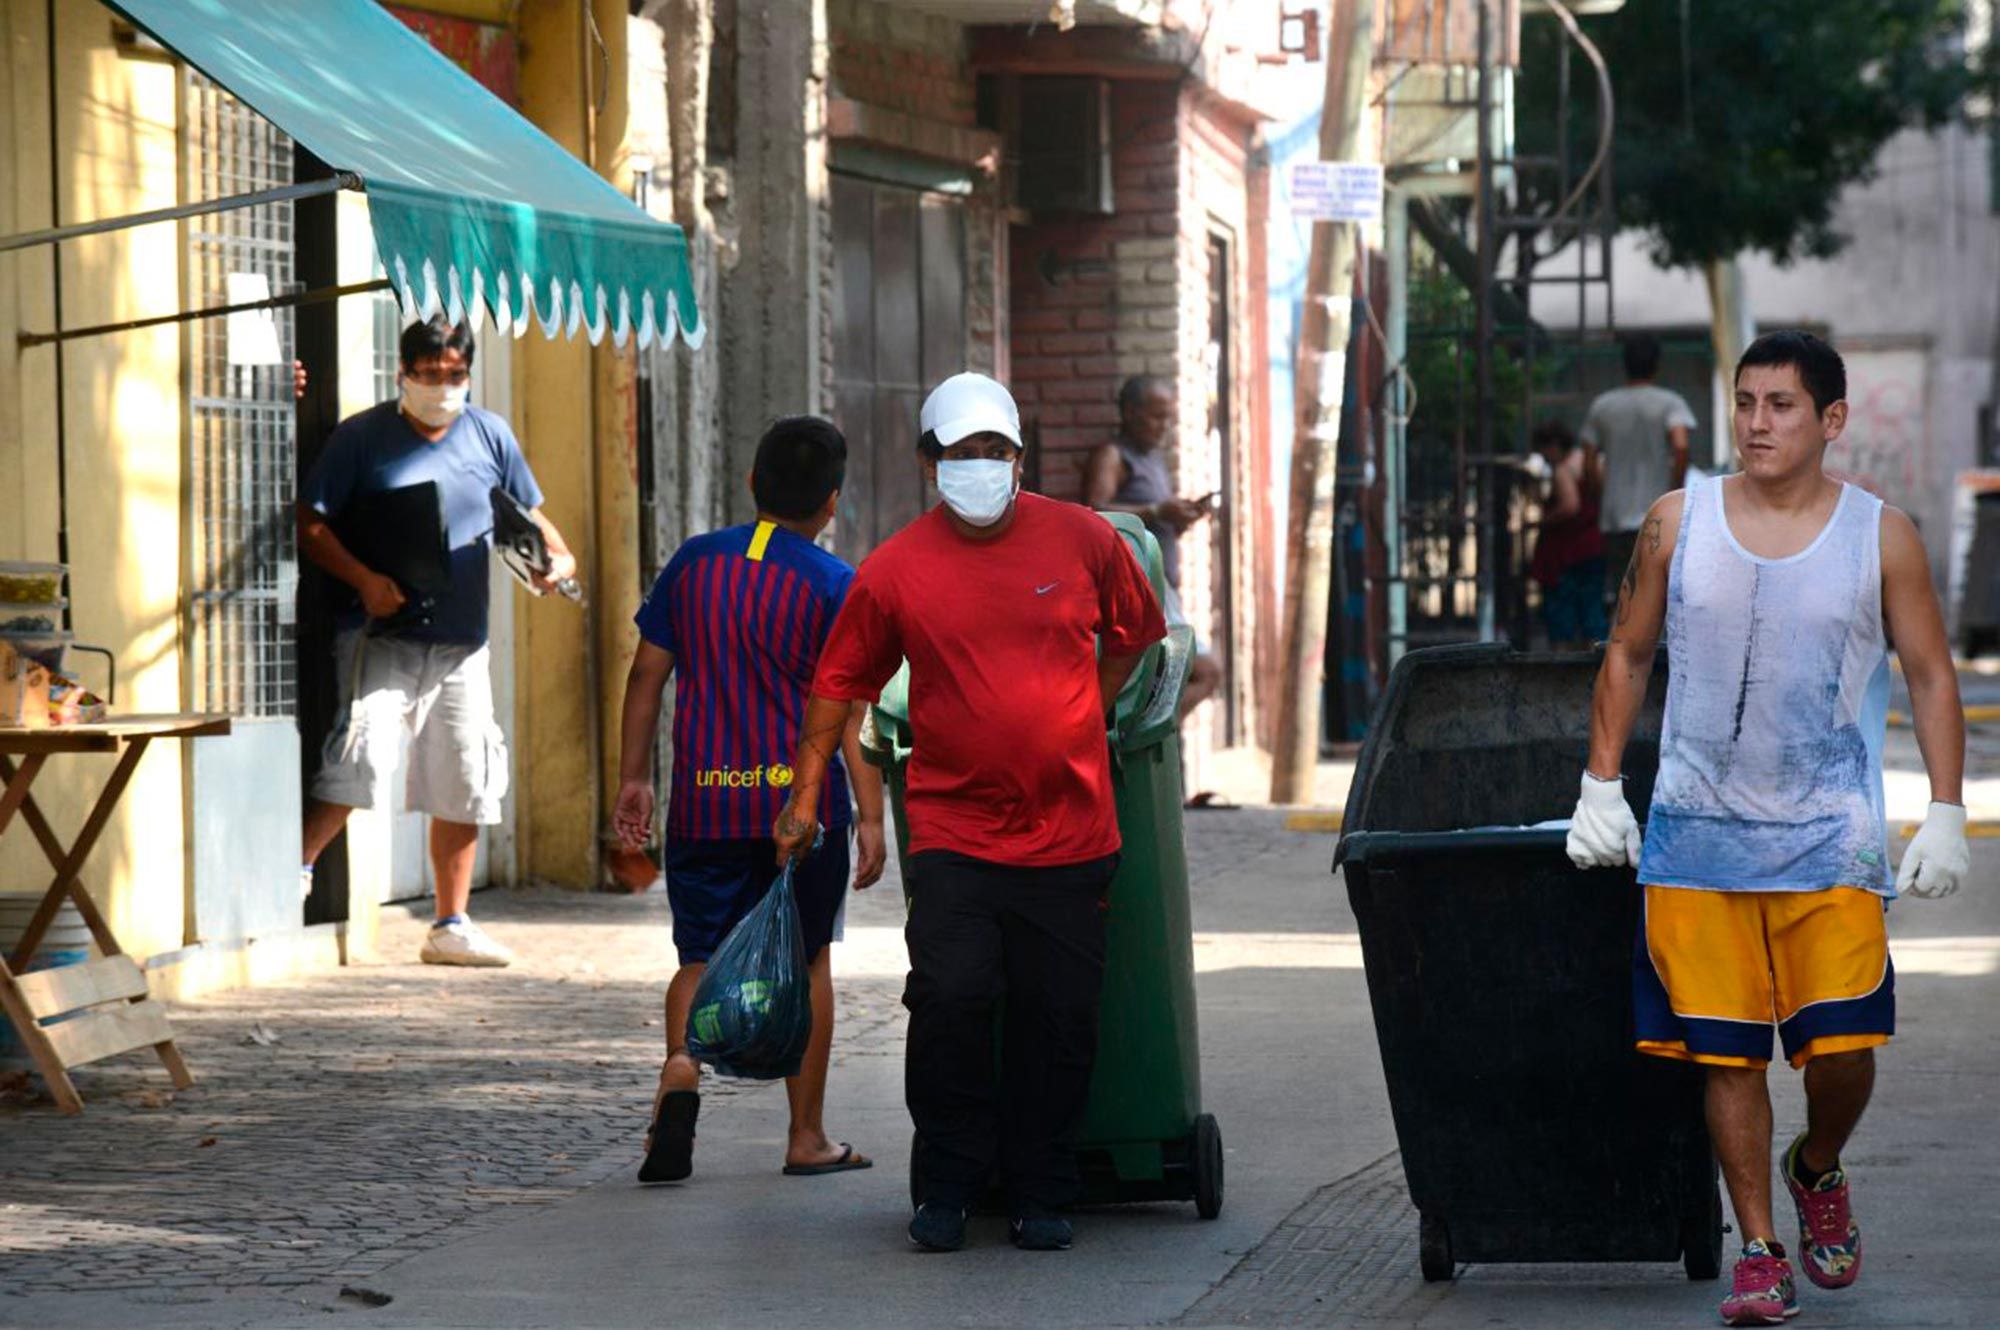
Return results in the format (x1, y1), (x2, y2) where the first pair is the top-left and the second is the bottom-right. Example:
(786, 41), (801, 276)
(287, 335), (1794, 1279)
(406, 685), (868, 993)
(372, 284), (402, 404)
(185, 71), (298, 717)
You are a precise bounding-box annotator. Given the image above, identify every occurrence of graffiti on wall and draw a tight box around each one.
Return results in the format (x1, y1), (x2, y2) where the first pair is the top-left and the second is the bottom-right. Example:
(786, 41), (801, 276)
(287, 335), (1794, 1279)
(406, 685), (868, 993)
(1826, 349), (1927, 516)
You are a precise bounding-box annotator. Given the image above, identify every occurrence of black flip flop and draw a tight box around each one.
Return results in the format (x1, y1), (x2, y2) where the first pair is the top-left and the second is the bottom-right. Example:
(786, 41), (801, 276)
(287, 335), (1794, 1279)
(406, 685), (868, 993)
(782, 1144), (874, 1177)
(638, 1090), (699, 1183)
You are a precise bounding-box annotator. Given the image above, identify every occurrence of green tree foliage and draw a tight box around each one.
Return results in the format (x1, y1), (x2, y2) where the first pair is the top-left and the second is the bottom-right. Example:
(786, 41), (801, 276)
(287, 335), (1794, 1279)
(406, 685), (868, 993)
(1404, 257), (1537, 470)
(1520, 1), (1982, 268)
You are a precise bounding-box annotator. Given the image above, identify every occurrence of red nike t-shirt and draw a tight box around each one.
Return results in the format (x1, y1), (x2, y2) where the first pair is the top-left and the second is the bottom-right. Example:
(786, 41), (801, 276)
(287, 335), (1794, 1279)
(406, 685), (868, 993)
(813, 493), (1167, 867)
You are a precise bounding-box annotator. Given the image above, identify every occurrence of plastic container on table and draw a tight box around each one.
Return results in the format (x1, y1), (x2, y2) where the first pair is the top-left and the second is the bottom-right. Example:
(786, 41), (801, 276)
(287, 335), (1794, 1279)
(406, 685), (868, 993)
(0, 600), (66, 634)
(0, 562), (65, 604)
(1334, 643), (1723, 1283)
(863, 513), (1223, 1219)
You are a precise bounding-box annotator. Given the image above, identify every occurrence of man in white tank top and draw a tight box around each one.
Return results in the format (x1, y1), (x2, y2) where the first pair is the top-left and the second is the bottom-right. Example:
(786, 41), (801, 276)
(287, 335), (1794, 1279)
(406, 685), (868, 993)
(1564, 332), (1969, 1327)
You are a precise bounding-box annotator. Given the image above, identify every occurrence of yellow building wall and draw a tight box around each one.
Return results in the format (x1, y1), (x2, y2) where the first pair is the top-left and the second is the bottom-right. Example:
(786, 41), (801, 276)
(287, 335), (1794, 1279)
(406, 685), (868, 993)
(514, 0), (605, 889)
(590, 0), (643, 870)
(0, 0), (189, 967)
(1, 0), (656, 1012)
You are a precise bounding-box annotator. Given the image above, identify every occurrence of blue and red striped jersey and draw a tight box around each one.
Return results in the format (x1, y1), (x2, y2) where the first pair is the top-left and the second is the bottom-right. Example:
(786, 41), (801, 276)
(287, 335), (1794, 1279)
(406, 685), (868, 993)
(635, 520), (854, 841)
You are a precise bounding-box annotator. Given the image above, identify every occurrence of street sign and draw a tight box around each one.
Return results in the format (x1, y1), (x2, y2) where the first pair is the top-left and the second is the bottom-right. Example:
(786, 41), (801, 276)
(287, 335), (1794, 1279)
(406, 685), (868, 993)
(1287, 161), (1384, 223)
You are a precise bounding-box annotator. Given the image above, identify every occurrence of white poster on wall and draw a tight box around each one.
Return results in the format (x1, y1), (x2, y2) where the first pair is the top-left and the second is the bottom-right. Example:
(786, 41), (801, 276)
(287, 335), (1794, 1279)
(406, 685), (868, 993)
(225, 272), (285, 367)
(1287, 161), (1385, 223)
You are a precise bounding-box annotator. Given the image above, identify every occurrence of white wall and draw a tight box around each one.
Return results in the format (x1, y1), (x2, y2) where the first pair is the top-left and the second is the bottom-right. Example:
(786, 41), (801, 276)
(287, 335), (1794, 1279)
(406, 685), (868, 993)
(1541, 124), (2000, 567)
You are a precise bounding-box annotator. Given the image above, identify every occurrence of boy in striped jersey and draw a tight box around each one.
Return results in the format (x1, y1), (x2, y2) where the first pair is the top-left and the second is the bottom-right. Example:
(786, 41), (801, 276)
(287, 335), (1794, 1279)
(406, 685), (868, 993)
(614, 416), (886, 1183)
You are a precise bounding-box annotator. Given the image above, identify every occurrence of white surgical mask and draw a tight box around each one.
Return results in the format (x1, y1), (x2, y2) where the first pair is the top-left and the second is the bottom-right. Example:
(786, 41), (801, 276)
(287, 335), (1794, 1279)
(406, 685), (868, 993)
(936, 458), (1017, 527)
(401, 379), (470, 429)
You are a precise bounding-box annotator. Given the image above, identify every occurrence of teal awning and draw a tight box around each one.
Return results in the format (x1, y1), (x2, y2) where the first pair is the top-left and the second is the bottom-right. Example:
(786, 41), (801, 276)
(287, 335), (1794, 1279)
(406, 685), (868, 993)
(103, 0), (702, 350)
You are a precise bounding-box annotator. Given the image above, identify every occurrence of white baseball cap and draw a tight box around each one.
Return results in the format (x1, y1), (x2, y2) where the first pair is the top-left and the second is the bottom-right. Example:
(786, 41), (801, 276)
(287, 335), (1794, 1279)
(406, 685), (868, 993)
(920, 372), (1022, 449)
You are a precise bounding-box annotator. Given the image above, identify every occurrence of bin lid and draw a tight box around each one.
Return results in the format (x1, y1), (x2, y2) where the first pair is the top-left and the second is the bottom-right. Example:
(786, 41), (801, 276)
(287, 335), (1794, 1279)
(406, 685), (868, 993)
(1339, 643), (1667, 842)
(871, 660), (912, 731)
(1097, 513), (1186, 749)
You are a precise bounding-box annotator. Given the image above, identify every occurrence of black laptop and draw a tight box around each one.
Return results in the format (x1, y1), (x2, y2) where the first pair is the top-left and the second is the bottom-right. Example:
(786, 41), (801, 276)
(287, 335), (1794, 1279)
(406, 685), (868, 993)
(330, 481), (450, 635)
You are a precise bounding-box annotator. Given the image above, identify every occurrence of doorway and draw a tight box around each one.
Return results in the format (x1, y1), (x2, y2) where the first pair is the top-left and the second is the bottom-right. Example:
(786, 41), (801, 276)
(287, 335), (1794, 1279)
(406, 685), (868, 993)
(1205, 232), (1239, 745)
(829, 174), (967, 562)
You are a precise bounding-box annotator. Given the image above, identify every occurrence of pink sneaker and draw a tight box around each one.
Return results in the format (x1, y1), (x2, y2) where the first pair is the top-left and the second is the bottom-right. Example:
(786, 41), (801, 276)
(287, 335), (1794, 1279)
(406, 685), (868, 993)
(1720, 1239), (1798, 1326)
(1783, 1134), (1862, 1289)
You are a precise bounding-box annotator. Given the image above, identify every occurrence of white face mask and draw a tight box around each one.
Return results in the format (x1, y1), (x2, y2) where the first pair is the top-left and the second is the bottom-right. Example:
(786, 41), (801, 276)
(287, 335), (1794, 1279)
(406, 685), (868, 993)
(401, 379), (470, 429)
(936, 458), (1018, 527)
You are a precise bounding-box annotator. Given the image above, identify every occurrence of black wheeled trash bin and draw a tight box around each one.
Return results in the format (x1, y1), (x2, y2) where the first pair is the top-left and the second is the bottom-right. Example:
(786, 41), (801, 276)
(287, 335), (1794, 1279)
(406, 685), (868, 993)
(1334, 644), (1723, 1283)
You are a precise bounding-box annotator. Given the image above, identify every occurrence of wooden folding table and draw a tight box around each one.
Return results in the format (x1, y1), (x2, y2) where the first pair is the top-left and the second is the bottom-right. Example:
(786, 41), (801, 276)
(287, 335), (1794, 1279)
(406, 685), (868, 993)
(0, 715), (231, 1113)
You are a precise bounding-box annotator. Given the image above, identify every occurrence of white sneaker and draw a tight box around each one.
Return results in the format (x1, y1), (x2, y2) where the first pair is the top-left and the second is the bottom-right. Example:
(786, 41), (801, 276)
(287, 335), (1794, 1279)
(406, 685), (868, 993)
(419, 919), (514, 967)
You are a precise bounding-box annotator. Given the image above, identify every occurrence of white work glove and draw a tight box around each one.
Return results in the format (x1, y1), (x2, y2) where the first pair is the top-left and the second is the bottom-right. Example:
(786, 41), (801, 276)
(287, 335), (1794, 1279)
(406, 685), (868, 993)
(1897, 801), (1970, 899)
(1567, 772), (1642, 869)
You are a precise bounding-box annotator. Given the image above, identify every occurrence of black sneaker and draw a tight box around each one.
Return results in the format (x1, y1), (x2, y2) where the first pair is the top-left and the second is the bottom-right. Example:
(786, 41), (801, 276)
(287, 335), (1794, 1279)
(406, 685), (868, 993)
(1009, 1214), (1074, 1251)
(909, 1201), (969, 1252)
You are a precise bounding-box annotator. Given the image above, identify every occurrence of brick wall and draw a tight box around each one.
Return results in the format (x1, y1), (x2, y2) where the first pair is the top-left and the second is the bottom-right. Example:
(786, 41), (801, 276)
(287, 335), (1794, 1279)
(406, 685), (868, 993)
(1007, 79), (1273, 772)
(1177, 93), (1274, 761)
(966, 186), (1004, 377)
(1010, 80), (1184, 498)
(825, 0), (1000, 374)
(827, 0), (974, 128)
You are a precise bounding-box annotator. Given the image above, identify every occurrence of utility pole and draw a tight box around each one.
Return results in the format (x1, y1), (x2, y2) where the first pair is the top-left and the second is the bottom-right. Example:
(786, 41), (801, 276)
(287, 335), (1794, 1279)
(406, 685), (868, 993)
(1473, 0), (1498, 642)
(1269, 0), (1375, 805)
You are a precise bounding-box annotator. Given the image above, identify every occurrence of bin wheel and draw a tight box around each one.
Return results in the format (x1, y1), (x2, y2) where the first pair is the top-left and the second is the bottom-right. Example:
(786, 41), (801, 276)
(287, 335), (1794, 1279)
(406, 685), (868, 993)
(908, 1133), (925, 1213)
(1419, 1213), (1455, 1282)
(1682, 1187), (1724, 1282)
(1190, 1113), (1224, 1220)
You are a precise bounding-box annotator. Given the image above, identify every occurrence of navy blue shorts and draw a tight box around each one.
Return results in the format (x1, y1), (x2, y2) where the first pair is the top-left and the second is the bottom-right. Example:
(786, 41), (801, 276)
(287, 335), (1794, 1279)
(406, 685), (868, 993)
(663, 836), (850, 966)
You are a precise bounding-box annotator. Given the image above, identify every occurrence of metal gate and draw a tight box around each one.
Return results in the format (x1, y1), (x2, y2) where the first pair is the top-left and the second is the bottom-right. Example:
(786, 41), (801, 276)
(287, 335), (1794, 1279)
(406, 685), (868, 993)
(1377, 0), (1618, 659)
(184, 70), (298, 718)
(829, 174), (967, 563)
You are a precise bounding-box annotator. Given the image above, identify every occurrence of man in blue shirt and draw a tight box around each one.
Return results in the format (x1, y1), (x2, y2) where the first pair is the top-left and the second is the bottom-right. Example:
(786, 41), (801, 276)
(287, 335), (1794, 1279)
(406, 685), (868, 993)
(298, 316), (575, 967)
(615, 416), (885, 1182)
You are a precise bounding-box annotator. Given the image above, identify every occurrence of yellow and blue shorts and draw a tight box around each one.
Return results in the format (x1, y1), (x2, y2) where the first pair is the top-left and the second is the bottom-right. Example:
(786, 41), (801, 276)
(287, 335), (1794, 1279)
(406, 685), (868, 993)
(1633, 885), (1893, 1070)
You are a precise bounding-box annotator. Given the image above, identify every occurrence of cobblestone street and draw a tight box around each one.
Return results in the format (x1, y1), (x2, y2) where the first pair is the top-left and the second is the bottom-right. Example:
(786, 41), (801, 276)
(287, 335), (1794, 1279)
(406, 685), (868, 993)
(0, 811), (1298, 1305)
(0, 884), (909, 1301)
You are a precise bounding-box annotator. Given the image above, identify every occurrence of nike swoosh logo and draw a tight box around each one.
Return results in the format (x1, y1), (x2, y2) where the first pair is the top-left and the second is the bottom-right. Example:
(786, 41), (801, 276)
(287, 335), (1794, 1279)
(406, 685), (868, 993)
(1035, 581), (1060, 595)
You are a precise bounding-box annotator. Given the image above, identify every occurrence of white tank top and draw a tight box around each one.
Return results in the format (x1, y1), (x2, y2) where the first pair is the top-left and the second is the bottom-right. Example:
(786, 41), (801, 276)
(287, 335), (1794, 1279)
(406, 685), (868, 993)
(1638, 477), (1893, 895)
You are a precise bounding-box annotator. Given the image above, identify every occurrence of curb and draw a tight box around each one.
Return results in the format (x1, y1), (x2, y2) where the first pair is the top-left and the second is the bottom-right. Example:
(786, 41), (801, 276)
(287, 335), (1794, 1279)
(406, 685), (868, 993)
(1283, 811), (1343, 834)
(1888, 704), (2000, 726)
(1897, 820), (2000, 839)
(1289, 813), (2000, 838)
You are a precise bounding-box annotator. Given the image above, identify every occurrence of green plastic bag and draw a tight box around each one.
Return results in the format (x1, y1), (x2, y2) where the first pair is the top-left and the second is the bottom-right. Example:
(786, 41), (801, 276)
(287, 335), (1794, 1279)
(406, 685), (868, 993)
(686, 858), (813, 1080)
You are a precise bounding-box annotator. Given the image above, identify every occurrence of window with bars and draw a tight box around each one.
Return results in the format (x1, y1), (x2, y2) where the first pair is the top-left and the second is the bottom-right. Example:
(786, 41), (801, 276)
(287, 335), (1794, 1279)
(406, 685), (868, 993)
(373, 285), (404, 405)
(185, 71), (299, 718)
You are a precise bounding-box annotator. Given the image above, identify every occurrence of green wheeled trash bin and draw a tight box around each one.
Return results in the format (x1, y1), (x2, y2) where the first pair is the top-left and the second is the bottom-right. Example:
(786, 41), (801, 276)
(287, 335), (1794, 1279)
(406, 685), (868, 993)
(862, 512), (1222, 1219)
(1335, 644), (1723, 1282)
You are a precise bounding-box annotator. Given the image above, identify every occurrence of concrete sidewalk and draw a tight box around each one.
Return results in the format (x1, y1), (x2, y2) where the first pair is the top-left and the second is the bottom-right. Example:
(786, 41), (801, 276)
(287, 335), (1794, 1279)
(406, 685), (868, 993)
(6, 808), (2000, 1328)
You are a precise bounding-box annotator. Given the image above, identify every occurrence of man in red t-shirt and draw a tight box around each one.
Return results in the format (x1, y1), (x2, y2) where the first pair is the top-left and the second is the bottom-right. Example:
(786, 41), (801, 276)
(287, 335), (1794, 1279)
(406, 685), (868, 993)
(773, 372), (1167, 1253)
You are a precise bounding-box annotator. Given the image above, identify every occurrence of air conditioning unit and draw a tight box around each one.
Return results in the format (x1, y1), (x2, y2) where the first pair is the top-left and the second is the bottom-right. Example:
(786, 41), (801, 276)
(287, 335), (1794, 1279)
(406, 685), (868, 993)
(982, 75), (1114, 217)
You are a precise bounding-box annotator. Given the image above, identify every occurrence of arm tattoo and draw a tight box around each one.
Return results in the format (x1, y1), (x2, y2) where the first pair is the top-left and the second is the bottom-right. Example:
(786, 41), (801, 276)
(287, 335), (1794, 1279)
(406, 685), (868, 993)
(799, 715), (844, 764)
(1643, 514), (1663, 556)
(1612, 550), (1639, 630)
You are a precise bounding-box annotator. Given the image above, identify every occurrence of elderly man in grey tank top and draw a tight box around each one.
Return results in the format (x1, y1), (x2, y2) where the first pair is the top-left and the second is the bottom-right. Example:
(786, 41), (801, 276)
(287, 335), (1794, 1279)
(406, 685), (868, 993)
(1567, 331), (1969, 1328)
(1083, 376), (1223, 728)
